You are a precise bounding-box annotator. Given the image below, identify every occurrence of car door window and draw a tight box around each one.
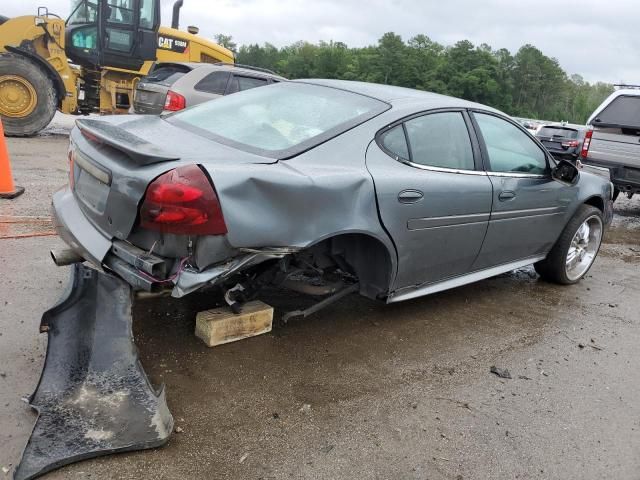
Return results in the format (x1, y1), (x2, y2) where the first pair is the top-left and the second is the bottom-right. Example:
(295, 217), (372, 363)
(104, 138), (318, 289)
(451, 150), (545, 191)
(404, 112), (475, 170)
(474, 113), (547, 174)
(226, 75), (269, 94)
(194, 71), (231, 95)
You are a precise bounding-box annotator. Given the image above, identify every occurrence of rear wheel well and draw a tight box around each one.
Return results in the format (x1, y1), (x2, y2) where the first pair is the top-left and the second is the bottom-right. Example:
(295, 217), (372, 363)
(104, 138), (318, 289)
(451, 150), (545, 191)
(584, 195), (604, 212)
(310, 233), (393, 300)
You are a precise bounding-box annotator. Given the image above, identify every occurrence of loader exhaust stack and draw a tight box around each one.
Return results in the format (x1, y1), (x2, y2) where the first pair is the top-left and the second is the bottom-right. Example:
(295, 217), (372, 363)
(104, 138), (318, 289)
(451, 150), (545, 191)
(171, 0), (184, 29)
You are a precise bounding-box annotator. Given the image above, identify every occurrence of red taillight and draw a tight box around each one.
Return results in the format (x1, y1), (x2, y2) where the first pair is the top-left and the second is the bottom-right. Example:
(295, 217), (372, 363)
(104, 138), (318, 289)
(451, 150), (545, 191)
(562, 140), (579, 148)
(164, 90), (186, 111)
(580, 130), (593, 158)
(140, 165), (227, 235)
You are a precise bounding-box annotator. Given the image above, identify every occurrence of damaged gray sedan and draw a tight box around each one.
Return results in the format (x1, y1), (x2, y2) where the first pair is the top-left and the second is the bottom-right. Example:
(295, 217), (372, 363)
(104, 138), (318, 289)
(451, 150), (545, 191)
(17, 80), (614, 480)
(53, 80), (611, 304)
(55, 79), (613, 305)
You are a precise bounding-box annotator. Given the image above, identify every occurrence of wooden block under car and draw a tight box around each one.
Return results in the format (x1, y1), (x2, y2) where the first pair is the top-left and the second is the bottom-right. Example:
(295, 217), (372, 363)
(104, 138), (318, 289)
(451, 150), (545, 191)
(195, 300), (274, 347)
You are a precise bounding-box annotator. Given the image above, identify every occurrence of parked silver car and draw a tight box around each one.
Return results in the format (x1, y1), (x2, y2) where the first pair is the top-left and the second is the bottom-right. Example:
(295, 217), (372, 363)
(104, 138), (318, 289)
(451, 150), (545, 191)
(133, 62), (286, 114)
(54, 80), (613, 314)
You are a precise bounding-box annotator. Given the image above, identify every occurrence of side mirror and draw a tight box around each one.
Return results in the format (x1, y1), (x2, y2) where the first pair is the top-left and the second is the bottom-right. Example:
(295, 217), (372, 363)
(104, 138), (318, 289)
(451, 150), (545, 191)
(552, 159), (580, 185)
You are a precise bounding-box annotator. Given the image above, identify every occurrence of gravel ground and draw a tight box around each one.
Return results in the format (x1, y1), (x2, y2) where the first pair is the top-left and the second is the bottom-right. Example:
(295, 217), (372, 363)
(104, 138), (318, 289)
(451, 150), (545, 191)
(0, 132), (639, 480)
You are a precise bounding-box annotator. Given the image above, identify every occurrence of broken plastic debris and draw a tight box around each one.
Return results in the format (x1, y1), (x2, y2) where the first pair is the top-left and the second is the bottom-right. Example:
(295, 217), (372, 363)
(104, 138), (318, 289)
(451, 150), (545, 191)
(490, 366), (512, 379)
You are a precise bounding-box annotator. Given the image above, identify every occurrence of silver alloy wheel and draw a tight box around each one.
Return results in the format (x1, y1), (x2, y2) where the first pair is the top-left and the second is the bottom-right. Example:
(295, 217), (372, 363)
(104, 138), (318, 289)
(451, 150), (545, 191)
(565, 215), (603, 281)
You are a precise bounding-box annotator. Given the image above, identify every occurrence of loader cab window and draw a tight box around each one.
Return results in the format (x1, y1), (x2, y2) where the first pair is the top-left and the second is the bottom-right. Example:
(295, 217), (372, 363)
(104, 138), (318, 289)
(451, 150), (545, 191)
(68, 0), (98, 24)
(67, 1), (99, 52)
(66, 0), (160, 70)
(106, 0), (135, 24)
(139, 0), (156, 29)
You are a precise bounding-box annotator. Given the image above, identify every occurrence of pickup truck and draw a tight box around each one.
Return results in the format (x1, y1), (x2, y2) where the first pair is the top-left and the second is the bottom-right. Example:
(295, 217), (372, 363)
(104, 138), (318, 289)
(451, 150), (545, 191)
(581, 88), (640, 201)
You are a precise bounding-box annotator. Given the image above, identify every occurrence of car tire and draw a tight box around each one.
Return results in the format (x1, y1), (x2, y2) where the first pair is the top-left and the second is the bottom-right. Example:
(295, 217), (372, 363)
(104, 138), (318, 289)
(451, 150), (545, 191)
(534, 204), (604, 285)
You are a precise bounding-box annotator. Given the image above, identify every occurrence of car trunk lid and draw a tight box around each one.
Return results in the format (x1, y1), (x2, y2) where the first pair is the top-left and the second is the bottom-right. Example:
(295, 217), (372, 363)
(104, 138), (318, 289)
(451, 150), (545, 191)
(71, 116), (276, 241)
(133, 82), (169, 115)
(537, 127), (579, 151)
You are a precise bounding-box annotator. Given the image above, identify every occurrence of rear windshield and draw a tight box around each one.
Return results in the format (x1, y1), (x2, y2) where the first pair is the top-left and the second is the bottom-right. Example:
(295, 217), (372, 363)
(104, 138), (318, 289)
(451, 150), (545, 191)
(144, 65), (191, 86)
(168, 82), (389, 158)
(594, 95), (640, 128)
(537, 127), (579, 139)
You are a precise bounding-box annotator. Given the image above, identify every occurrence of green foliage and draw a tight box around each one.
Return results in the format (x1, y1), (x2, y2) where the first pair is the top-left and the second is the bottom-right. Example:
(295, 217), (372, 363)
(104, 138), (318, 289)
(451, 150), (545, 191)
(214, 34), (237, 52)
(232, 32), (613, 123)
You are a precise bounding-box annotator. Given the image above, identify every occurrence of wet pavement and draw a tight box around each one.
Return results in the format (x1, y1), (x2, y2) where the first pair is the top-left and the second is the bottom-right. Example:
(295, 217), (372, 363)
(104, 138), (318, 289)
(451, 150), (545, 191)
(1, 133), (639, 479)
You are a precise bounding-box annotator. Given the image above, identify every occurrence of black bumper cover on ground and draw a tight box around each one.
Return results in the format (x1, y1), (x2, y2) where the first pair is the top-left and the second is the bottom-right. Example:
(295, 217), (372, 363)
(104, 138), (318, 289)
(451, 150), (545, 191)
(14, 264), (173, 480)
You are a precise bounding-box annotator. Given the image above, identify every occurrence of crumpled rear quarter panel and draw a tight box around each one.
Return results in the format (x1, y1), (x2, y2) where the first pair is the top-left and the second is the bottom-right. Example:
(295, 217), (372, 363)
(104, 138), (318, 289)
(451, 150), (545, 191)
(201, 128), (397, 271)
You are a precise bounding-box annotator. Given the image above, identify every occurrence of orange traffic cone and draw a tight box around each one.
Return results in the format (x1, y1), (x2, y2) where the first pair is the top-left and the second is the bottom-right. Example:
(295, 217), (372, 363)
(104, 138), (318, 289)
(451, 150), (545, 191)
(0, 119), (24, 199)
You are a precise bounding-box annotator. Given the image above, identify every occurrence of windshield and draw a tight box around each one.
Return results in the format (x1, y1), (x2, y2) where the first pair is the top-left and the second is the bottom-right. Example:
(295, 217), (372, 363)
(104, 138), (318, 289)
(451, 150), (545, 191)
(169, 82), (389, 158)
(538, 127), (579, 139)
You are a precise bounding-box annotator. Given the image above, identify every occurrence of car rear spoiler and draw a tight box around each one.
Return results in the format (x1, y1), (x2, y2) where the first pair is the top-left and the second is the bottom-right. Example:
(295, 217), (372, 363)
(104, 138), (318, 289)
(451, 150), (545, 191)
(75, 118), (180, 166)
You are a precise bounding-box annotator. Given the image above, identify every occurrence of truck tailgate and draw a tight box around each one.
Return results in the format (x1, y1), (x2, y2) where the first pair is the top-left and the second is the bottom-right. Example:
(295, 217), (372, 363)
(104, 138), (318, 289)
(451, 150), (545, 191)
(588, 131), (640, 169)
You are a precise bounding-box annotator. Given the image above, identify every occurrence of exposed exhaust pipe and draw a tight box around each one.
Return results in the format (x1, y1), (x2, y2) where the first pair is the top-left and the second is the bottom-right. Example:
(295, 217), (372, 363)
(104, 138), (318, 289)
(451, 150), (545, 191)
(50, 249), (84, 266)
(171, 0), (184, 29)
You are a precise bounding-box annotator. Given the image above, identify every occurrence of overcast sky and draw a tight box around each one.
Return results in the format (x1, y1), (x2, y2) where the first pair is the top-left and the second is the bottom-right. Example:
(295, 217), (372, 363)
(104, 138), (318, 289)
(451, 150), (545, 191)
(6, 0), (639, 84)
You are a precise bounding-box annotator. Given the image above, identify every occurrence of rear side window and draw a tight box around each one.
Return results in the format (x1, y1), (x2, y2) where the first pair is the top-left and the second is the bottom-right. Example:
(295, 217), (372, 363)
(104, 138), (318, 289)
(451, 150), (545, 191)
(538, 127), (579, 139)
(227, 75), (269, 94)
(475, 113), (547, 175)
(380, 125), (409, 160)
(194, 71), (231, 95)
(145, 66), (190, 86)
(594, 95), (640, 129)
(404, 112), (475, 170)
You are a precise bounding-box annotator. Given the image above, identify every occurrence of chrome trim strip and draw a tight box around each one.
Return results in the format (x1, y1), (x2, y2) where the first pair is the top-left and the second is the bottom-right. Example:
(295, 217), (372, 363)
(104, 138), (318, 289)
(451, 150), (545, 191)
(491, 212), (564, 223)
(408, 212), (491, 230)
(486, 171), (547, 178)
(396, 158), (488, 176)
(490, 206), (563, 221)
(388, 255), (546, 303)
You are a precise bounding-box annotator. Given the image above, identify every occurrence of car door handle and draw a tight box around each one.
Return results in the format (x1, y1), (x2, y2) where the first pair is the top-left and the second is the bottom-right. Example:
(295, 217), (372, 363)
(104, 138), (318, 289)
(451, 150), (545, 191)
(398, 189), (424, 203)
(498, 190), (516, 201)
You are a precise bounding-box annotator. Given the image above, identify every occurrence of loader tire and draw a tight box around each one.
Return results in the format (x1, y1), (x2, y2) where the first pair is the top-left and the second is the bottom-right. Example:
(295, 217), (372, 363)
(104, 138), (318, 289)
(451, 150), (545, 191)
(0, 54), (57, 137)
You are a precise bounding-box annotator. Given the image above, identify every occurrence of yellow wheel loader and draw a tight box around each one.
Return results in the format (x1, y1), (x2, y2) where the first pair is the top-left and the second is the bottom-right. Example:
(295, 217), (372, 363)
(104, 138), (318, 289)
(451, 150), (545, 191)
(0, 0), (234, 136)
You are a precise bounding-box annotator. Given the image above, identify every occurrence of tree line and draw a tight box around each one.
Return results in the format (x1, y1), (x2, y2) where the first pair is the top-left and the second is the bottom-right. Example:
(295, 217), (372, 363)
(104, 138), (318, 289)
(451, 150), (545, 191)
(215, 33), (613, 124)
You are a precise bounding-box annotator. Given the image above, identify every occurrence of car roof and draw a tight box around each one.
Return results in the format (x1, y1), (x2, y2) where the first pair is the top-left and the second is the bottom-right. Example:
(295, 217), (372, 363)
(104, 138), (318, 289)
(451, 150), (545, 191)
(153, 62), (286, 80)
(295, 79), (502, 112)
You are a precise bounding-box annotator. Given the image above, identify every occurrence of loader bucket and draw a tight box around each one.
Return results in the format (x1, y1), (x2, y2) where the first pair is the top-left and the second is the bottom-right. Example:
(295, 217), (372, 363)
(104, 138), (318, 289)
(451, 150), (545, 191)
(13, 263), (173, 480)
